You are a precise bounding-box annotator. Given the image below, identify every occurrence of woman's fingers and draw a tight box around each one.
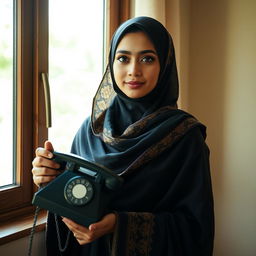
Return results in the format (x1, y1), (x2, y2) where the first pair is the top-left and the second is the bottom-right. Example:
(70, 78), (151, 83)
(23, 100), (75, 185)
(32, 174), (56, 186)
(32, 141), (59, 187)
(35, 147), (53, 158)
(62, 214), (116, 245)
(62, 218), (94, 244)
(32, 156), (60, 169)
(32, 160), (61, 187)
(32, 166), (60, 176)
(44, 140), (54, 152)
(35, 140), (54, 158)
(90, 213), (116, 234)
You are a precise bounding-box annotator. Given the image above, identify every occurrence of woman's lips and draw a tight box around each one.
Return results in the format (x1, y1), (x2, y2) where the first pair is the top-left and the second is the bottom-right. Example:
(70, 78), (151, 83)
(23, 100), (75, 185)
(125, 81), (145, 89)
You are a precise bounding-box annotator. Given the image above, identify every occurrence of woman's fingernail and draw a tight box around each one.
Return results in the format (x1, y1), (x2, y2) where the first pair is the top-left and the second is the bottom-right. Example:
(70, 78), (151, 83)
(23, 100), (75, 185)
(89, 225), (96, 231)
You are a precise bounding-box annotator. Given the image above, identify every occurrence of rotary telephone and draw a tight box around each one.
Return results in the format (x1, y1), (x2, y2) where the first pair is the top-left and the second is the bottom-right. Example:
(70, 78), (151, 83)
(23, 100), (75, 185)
(32, 151), (123, 226)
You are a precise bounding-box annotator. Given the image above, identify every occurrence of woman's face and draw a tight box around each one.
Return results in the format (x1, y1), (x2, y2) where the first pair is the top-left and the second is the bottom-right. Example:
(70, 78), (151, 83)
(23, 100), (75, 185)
(113, 31), (160, 99)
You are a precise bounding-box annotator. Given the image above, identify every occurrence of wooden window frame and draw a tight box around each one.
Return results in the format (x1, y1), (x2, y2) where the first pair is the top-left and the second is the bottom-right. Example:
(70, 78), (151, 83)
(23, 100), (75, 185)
(0, 0), (36, 222)
(0, 0), (130, 244)
(105, 0), (130, 58)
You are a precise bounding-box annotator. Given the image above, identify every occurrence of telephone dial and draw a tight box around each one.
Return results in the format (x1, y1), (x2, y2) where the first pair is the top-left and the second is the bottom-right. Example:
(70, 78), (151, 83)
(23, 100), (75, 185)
(32, 151), (123, 226)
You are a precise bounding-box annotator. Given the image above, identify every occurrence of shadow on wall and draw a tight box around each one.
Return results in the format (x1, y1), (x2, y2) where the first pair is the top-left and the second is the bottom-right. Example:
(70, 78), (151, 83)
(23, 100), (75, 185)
(186, 2), (228, 255)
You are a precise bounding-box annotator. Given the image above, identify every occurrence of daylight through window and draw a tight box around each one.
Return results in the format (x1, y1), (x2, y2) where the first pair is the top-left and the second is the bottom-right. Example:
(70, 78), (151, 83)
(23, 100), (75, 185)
(0, 0), (16, 187)
(48, 0), (105, 152)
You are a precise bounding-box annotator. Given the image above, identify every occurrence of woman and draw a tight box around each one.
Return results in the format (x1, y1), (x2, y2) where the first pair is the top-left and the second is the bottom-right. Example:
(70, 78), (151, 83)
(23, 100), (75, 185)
(32, 16), (214, 255)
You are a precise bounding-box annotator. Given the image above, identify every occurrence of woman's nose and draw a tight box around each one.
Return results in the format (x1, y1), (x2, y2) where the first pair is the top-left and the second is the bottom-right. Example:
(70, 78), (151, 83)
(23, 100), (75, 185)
(128, 61), (141, 76)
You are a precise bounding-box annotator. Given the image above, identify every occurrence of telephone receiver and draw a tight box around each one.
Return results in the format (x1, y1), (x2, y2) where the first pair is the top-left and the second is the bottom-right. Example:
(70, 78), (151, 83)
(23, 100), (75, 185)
(32, 151), (123, 226)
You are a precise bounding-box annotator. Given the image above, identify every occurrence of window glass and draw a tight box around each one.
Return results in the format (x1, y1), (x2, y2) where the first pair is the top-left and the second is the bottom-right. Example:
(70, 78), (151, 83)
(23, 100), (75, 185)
(0, 0), (15, 187)
(48, 0), (105, 152)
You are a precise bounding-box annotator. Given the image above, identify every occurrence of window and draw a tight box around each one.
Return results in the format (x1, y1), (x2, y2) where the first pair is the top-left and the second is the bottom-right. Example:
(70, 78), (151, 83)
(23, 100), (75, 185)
(48, 0), (105, 151)
(0, 0), (15, 188)
(0, 0), (130, 229)
(48, 0), (131, 152)
(0, 0), (34, 221)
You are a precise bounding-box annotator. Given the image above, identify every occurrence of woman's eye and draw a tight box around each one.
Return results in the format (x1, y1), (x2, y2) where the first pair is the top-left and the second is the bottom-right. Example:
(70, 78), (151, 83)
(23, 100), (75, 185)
(117, 56), (129, 63)
(141, 56), (155, 63)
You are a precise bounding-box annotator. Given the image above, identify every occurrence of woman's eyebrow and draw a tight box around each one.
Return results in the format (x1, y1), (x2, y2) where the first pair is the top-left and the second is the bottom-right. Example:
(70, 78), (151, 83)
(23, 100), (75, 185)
(140, 50), (157, 55)
(116, 49), (157, 55)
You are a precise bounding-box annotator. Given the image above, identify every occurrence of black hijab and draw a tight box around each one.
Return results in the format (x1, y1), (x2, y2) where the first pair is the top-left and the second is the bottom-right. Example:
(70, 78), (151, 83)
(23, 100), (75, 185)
(46, 17), (214, 256)
(92, 16), (179, 136)
(73, 16), (201, 175)
(109, 16), (179, 105)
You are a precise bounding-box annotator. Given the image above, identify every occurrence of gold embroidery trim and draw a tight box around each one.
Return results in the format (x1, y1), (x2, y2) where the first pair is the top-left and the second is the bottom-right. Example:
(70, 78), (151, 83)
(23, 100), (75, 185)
(126, 212), (155, 256)
(121, 117), (199, 176)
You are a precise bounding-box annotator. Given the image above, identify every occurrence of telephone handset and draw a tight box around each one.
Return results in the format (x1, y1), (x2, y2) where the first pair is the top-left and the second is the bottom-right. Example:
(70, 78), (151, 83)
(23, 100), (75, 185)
(32, 151), (123, 226)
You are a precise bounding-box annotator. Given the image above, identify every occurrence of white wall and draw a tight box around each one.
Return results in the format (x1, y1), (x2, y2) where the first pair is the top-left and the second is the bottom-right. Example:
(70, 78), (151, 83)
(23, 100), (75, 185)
(131, 0), (166, 25)
(0, 231), (46, 256)
(167, 0), (256, 255)
(133, 0), (256, 255)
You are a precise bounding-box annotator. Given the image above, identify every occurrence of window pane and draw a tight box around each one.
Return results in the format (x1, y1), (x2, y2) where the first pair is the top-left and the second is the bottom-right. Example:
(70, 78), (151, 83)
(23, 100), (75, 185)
(48, 0), (105, 152)
(0, 0), (15, 187)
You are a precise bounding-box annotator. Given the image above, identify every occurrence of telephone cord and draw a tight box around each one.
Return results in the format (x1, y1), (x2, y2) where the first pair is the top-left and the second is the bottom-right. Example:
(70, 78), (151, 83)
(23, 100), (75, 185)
(27, 206), (41, 256)
(54, 213), (71, 252)
(27, 207), (71, 255)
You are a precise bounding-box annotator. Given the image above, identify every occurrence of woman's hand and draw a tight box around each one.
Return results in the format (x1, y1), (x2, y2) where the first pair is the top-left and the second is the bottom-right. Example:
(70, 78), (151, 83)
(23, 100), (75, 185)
(32, 140), (61, 187)
(62, 213), (117, 245)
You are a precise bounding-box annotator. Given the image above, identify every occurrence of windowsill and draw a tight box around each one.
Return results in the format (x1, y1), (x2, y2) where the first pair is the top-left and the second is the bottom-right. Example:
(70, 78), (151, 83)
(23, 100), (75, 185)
(0, 210), (47, 245)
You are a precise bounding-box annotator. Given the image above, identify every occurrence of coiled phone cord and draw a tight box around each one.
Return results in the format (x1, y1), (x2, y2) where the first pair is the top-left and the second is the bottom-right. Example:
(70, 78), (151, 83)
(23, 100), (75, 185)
(27, 207), (71, 255)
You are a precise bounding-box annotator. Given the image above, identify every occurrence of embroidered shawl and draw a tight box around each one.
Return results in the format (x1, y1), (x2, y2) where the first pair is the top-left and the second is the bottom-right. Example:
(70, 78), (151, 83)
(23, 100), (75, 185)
(46, 16), (214, 256)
